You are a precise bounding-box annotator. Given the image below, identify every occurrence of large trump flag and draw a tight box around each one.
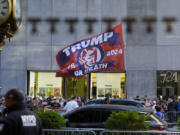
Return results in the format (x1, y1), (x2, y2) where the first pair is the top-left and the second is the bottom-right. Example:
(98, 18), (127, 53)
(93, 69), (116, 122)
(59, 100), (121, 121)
(56, 24), (125, 77)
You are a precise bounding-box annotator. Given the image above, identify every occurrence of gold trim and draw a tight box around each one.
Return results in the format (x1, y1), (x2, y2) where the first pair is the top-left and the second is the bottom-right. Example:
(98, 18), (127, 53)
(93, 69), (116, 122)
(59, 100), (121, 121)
(12, 0), (23, 29)
(0, 42), (4, 51)
(34, 72), (38, 98)
(0, 0), (12, 25)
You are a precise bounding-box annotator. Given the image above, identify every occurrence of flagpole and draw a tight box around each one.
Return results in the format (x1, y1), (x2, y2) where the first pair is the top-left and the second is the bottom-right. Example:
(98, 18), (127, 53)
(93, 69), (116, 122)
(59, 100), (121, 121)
(87, 73), (91, 99)
(0, 42), (2, 95)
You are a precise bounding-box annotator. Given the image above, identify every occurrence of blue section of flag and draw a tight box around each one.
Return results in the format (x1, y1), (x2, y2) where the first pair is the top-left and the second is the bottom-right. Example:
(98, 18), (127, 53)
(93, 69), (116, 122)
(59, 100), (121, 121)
(107, 60), (115, 67)
(59, 53), (70, 67)
(108, 32), (120, 46)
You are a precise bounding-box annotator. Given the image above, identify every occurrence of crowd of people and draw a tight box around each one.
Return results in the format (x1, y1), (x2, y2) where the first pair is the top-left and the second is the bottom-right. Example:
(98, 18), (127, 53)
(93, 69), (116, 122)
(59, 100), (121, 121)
(134, 95), (180, 121)
(2, 92), (180, 121)
(23, 95), (87, 112)
(1, 88), (179, 134)
(22, 94), (180, 121)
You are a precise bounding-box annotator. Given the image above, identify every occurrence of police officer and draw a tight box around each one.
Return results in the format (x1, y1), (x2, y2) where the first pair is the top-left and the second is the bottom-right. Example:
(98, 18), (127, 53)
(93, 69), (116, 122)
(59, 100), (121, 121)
(0, 88), (42, 135)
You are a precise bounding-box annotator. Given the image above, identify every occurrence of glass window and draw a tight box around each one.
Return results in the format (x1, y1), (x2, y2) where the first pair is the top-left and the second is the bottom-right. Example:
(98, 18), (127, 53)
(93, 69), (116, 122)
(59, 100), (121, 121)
(157, 71), (180, 100)
(68, 110), (95, 123)
(29, 71), (63, 98)
(101, 110), (112, 122)
(90, 73), (126, 99)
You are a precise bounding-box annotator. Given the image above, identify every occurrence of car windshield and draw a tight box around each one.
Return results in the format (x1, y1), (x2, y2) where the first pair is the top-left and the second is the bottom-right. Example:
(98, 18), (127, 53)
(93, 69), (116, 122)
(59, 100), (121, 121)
(86, 99), (144, 108)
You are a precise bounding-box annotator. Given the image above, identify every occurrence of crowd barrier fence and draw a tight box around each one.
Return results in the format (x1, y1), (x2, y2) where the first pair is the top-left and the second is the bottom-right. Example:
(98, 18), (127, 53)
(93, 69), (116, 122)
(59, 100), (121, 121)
(43, 128), (103, 135)
(165, 111), (180, 123)
(42, 129), (180, 135)
(100, 130), (180, 135)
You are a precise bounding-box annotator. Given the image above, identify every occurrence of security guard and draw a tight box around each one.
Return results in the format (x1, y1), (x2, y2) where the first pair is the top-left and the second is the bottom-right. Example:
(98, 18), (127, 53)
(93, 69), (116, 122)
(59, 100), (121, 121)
(0, 88), (42, 135)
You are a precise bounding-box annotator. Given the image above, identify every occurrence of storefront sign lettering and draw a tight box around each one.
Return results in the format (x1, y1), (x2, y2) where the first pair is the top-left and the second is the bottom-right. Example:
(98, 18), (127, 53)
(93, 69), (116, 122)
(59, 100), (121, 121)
(160, 71), (178, 83)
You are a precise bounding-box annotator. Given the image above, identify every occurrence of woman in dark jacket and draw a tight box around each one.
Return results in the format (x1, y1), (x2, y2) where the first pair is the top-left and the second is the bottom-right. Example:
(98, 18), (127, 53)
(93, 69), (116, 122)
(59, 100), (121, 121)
(167, 98), (178, 122)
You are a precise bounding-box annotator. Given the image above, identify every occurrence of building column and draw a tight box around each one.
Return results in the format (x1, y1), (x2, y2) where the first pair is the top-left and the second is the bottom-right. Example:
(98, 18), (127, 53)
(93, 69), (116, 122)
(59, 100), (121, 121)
(126, 70), (157, 99)
(125, 0), (157, 99)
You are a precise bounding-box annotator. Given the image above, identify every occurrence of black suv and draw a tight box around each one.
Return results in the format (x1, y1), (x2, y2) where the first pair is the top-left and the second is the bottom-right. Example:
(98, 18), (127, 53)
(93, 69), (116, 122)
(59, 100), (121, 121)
(63, 104), (167, 130)
(86, 99), (144, 108)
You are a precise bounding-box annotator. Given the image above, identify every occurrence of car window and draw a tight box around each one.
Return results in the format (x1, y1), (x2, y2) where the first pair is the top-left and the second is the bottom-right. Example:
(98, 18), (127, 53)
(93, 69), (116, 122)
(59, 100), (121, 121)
(111, 100), (124, 105)
(92, 110), (113, 122)
(86, 100), (104, 104)
(86, 101), (93, 105)
(136, 103), (144, 107)
(68, 109), (113, 123)
(101, 110), (113, 122)
(111, 100), (138, 107)
(68, 109), (96, 123)
(126, 101), (137, 106)
(97, 100), (104, 104)
(93, 110), (103, 122)
(126, 101), (143, 107)
(87, 99), (144, 107)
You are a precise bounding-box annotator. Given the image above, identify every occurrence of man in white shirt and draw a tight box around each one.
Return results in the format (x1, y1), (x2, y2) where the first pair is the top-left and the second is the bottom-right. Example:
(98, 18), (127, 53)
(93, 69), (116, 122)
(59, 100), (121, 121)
(64, 96), (79, 112)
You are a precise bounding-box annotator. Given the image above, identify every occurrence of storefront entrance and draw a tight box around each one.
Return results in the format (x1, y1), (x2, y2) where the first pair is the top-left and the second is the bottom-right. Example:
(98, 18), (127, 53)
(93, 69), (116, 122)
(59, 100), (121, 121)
(28, 71), (63, 98)
(65, 75), (88, 99)
(90, 73), (125, 99)
(28, 71), (88, 99)
(28, 71), (126, 99)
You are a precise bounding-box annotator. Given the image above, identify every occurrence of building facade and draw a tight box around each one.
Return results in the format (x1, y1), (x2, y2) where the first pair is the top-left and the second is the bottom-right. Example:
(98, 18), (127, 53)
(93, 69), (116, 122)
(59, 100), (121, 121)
(0, 0), (180, 100)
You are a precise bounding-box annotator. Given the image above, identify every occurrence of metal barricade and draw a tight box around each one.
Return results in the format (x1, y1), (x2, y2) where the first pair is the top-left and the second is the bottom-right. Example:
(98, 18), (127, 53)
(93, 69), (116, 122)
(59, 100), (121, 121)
(165, 111), (180, 123)
(43, 128), (98, 135)
(99, 130), (180, 135)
